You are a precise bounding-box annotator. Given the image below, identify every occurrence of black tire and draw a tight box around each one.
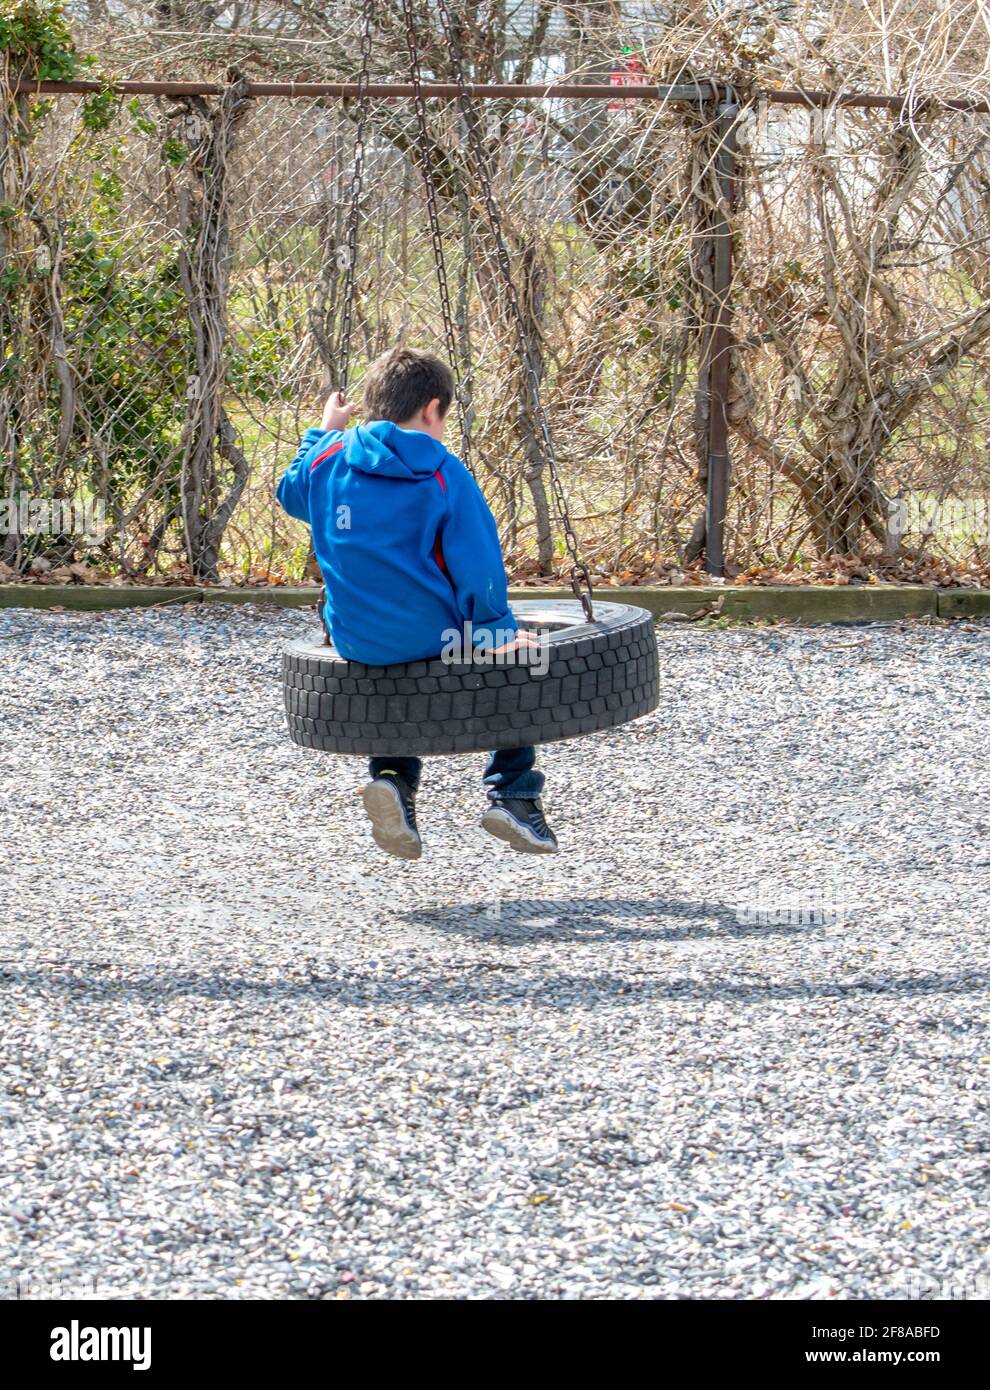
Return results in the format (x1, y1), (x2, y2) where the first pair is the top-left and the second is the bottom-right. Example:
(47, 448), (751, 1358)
(282, 599), (659, 757)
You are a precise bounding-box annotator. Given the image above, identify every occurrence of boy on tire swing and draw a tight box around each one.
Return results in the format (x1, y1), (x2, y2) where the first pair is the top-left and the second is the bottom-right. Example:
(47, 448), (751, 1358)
(277, 347), (557, 860)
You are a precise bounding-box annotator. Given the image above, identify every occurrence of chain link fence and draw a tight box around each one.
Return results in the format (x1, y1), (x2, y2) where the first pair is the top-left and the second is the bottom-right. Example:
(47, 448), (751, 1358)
(730, 97), (990, 582)
(4, 3), (990, 586)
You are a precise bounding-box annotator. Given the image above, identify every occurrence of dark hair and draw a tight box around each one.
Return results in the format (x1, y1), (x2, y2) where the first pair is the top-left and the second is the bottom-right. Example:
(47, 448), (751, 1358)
(362, 347), (454, 424)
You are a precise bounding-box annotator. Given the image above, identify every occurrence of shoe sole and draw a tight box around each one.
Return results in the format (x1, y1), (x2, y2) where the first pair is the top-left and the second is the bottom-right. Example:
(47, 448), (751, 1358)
(481, 805), (558, 854)
(362, 780), (422, 861)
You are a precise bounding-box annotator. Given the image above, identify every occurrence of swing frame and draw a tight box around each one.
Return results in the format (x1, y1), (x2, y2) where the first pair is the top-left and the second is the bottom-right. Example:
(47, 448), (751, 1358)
(280, 1), (663, 758)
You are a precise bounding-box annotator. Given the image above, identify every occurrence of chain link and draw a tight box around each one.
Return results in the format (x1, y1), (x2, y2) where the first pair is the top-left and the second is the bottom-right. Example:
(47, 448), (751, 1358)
(316, 0), (374, 643)
(399, 0), (475, 473)
(334, 0), (374, 395)
(431, 0), (594, 619)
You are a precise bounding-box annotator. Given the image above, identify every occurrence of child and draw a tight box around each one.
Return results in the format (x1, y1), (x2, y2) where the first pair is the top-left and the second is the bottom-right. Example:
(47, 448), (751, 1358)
(276, 346), (557, 861)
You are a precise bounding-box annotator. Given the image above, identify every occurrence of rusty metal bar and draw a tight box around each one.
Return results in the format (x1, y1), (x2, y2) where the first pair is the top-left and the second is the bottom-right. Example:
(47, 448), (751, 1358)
(764, 87), (990, 115)
(8, 77), (716, 102)
(7, 77), (988, 114)
(704, 91), (739, 580)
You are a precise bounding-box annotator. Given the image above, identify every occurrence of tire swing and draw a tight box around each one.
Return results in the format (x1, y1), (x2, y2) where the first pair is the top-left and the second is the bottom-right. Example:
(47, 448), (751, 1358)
(283, 0), (659, 759)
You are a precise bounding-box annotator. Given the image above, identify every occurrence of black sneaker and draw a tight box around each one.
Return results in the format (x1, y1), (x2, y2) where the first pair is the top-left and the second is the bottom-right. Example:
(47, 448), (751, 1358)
(361, 771), (421, 860)
(481, 798), (558, 854)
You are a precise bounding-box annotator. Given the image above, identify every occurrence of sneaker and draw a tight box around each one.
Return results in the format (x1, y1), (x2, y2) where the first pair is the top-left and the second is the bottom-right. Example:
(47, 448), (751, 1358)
(361, 771), (421, 860)
(481, 798), (558, 854)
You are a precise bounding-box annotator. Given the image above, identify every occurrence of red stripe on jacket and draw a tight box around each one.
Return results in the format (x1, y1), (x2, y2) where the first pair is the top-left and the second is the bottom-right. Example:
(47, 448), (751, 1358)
(310, 440), (343, 471)
(433, 469), (448, 573)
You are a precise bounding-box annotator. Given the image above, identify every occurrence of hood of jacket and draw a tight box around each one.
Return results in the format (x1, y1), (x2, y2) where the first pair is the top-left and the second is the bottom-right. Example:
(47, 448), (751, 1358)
(343, 420), (447, 480)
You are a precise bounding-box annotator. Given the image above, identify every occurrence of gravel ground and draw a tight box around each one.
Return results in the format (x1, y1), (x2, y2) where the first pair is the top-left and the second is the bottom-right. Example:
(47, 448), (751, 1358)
(1, 601), (988, 1301)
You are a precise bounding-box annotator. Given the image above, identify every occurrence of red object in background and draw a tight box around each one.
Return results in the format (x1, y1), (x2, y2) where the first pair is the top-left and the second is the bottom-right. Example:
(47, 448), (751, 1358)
(609, 54), (648, 109)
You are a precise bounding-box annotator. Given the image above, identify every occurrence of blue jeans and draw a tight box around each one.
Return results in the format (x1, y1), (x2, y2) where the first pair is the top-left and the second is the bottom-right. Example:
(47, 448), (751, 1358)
(369, 746), (543, 801)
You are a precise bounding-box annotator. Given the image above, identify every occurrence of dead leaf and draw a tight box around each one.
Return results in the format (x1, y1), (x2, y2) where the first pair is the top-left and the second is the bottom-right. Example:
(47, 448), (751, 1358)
(69, 562), (106, 583)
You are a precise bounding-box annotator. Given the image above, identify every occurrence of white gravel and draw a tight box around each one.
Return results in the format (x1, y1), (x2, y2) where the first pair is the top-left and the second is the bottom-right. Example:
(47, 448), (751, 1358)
(1, 602), (988, 1301)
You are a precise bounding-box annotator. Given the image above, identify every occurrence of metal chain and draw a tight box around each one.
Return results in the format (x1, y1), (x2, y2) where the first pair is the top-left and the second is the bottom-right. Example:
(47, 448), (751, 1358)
(431, 0), (594, 619)
(316, 0), (374, 645)
(399, 0), (475, 473)
(334, 0), (374, 395)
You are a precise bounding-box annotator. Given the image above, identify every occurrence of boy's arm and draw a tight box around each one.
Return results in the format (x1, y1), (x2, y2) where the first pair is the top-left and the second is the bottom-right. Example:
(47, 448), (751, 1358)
(275, 427), (332, 522)
(277, 394), (357, 522)
(438, 461), (518, 648)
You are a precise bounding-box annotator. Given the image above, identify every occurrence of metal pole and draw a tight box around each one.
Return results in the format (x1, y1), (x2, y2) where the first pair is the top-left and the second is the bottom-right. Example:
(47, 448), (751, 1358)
(704, 90), (738, 579)
(8, 77), (717, 103)
(8, 77), (985, 114)
(764, 87), (990, 115)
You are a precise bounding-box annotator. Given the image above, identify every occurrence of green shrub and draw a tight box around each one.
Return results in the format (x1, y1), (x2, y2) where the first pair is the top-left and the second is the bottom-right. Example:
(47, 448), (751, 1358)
(0, 1), (85, 82)
(61, 220), (189, 491)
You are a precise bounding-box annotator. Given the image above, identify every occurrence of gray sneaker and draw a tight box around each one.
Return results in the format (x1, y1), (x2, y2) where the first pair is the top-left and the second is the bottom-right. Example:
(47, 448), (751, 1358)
(361, 772), (422, 860)
(481, 798), (558, 854)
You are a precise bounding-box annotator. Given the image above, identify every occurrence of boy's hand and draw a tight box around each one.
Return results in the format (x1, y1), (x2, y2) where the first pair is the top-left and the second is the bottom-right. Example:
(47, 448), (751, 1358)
(490, 629), (540, 656)
(322, 390), (357, 433)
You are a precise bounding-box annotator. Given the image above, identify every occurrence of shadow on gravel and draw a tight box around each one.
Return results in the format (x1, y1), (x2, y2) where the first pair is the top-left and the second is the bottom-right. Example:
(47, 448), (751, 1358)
(397, 896), (813, 945)
(3, 964), (989, 1012)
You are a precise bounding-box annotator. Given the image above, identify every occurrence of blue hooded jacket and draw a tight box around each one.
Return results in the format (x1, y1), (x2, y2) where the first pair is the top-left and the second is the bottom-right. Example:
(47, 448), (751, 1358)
(276, 421), (518, 666)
